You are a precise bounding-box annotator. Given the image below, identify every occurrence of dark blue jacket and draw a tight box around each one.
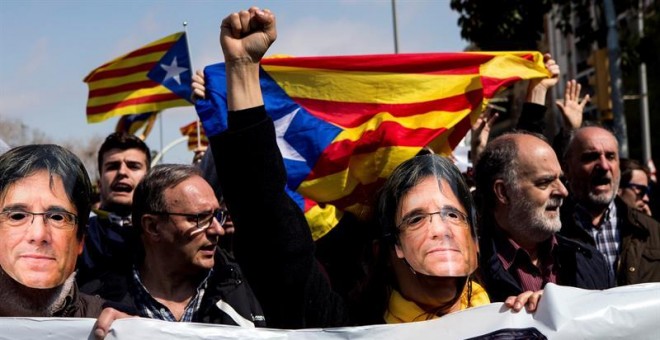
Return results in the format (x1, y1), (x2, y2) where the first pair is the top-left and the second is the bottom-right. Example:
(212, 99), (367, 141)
(478, 218), (614, 302)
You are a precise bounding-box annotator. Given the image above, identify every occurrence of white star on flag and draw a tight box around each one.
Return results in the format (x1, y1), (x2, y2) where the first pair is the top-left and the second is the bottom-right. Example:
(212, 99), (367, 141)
(274, 108), (305, 162)
(160, 57), (187, 85)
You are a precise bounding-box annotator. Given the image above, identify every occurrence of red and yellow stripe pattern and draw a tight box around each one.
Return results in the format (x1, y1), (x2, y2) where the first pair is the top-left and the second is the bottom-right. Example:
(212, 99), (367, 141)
(260, 52), (549, 239)
(84, 32), (191, 123)
(180, 120), (208, 151)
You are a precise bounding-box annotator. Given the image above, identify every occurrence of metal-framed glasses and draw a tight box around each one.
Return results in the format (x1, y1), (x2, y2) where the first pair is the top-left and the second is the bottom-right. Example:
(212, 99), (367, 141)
(150, 209), (228, 230)
(0, 210), (78, 230)
(625, 183), (650, 198)
(397, 206), (468, 232)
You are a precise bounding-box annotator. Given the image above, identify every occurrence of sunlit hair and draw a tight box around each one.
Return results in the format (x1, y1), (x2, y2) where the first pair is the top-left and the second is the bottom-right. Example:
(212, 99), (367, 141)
(0, 144), (92, 240)
(474, 131), (550, 215)
(132, 164), (202, 231)
(97, 132), (151, 175)
(563, 123), (617, 163)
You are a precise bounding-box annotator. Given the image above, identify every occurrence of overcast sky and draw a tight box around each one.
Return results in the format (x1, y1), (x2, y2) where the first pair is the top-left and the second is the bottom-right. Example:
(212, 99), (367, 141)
(0, 0), (467, 164)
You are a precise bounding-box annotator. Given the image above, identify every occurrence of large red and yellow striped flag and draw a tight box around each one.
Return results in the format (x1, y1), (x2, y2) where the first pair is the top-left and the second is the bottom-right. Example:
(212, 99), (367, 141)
(196, 52), (549, 239)
(179, 120), (208, 151)
(84, 32), (193, 123)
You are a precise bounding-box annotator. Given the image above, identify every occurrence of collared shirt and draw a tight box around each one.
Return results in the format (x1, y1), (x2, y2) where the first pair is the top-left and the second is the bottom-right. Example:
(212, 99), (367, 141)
(383, 280), (489, 323)
(130, 267), (212, 322)
(494, 232), (558, 292)
(574, 201), (620, 274)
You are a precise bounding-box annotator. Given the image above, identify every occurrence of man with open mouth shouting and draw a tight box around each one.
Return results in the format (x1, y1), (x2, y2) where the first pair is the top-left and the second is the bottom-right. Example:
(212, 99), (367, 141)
(561, 126), (660, 285)
(77, 132), (151, 300)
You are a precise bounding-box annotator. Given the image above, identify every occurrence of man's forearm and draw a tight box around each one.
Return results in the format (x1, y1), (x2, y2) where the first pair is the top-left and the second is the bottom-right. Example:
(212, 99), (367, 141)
(226, 61), (263, 111)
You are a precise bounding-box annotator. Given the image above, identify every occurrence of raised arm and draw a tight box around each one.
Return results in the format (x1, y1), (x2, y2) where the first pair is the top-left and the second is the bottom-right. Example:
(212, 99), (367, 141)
(556, 79), (589, 130)
(210, 7), (349, 329)
(221, 7), (276, 110)
(516, 53), (560, 134)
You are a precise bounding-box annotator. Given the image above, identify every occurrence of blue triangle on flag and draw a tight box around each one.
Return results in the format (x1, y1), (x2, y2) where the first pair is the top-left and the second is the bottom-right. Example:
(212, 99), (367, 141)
(148, 33), (192, 102)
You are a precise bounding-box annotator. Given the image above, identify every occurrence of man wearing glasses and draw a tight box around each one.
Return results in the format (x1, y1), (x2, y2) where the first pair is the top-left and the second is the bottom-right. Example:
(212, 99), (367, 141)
(618, 159), (653, 217)
(94, 164), (264, 332)
(0, 144), (103, 317)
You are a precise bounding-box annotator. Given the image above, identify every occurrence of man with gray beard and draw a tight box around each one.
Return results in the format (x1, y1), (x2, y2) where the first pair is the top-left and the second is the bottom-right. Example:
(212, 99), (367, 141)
(474, 133), (613, 302)
(560, 126), (660, 285)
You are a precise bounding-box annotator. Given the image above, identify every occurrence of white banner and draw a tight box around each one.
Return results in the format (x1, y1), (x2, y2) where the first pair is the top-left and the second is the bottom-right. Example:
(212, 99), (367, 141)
(1, 283), (659, 340)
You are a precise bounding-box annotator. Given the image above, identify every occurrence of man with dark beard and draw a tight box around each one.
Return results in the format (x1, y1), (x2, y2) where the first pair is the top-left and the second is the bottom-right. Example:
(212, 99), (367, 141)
(475, 133), (613, 302)
(560, 126), (660, 285)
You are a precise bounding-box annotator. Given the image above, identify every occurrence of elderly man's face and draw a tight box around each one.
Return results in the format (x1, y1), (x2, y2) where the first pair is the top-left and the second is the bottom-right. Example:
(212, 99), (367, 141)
(566, 127), (620, 209)
(504, 135), (568, 242)
(0, 170), (83, 288)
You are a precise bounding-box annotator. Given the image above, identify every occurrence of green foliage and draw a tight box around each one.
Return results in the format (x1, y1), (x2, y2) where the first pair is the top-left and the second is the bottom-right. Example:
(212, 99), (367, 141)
(449, 0), (638, 51)
(449, 0), (553, 50)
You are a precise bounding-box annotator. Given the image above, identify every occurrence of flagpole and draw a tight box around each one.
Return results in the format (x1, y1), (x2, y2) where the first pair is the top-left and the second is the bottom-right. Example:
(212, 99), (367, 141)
(196, 120), (201, 150)
(391, 0), (399, 54)
(159, 110), (164, 160)
(183, 21), (202, 151)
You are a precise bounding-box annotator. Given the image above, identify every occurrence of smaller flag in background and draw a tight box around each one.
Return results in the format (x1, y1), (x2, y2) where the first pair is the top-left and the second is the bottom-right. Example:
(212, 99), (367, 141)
(180, 121), (208, 151)
(84, 32), (193, 123)
(115, 112), (158, 140)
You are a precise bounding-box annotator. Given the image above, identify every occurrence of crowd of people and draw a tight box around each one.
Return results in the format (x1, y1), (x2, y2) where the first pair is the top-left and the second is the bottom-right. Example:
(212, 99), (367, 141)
(1, 6), (659, 339)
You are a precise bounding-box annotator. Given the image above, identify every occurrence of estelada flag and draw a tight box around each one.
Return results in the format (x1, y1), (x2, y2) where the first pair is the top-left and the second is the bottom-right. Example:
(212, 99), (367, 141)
(180, 120), (208, 151)
(196, 52), (550, 240)
(115, 112), (158, 140)
(84, 32), (192, 123)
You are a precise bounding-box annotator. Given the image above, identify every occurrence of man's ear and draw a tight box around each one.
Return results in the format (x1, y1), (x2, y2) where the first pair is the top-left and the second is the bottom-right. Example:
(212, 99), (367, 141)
(394, 242), (405, 260)
(493, 179), (509, 205)
(77, 233), (85, 256)
(142, 215), (160, 241)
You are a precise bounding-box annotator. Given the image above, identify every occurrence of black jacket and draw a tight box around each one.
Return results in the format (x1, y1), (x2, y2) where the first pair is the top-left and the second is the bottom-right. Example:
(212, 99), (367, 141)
(81, 247), (265, 326)
(77, 214), (141, 301)
(478, 220), (614, 302)
(54, 283), (105, 318)
(194, 249), (266, 326)
(211, 106), (351, 329)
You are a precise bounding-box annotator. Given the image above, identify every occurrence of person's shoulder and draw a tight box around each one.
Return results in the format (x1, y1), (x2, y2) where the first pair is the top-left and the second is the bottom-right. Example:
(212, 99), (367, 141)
(616, 198), (660, 232)
(210, 247), (244, 282)
(556, 233), (599, 254)
(77, 291), (106, 318)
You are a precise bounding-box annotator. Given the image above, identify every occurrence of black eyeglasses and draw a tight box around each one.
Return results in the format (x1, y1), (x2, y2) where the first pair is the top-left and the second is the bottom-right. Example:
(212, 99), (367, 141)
(149, 209), (228, 230)
(625, 183), (651, 198)
(397, 206), (468, 232)
(0, 210), (78, 230)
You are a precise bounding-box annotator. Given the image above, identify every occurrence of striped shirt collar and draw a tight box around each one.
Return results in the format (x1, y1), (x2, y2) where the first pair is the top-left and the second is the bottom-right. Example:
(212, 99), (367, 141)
(130, 266), (212, 322)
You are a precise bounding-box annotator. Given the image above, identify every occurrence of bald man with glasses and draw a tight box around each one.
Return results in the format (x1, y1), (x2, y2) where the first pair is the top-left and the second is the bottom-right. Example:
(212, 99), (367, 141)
(93, 164), (264, 333)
